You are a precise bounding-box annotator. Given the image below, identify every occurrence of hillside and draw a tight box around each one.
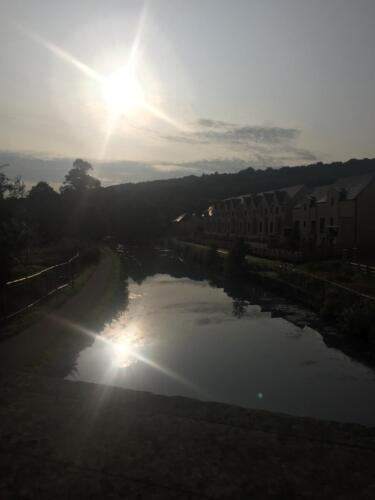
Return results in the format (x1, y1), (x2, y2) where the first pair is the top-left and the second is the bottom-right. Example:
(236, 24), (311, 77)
(104, 158), (375, 221)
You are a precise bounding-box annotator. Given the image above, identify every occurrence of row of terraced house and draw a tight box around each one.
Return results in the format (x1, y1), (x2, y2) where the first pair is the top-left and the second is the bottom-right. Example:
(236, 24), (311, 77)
(203, 173), (375, 255)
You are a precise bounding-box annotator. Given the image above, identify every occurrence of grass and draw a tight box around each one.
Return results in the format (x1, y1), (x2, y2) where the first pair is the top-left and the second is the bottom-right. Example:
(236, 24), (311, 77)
(300, 260), (375, 297)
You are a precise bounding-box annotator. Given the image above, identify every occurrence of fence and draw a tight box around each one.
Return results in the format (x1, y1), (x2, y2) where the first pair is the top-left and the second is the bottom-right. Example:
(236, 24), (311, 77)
(1, 253), (79, 323)
(349, 262), (375, 277)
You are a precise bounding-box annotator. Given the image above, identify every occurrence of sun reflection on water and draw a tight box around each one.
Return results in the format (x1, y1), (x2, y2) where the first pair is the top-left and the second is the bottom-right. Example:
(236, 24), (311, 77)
(102, 320), (145, 368)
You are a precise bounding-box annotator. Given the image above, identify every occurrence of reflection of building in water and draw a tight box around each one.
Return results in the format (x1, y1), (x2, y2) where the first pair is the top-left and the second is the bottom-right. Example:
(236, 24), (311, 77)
(203, 174), (375, 255)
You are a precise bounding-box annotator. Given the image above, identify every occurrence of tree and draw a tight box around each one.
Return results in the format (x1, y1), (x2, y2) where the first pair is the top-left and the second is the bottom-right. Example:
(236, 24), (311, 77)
(0, 163), (11, 199)
(0, 166), (28, 283)
(60, 159), (101, 194)
(29, 181), (57, 200)
(28, 182), (61, 242)
(8, 176), (26, 199)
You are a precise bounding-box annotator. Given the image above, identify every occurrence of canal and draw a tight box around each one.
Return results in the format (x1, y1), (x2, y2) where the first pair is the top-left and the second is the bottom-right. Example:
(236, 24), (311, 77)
(67, 249), (375, 426)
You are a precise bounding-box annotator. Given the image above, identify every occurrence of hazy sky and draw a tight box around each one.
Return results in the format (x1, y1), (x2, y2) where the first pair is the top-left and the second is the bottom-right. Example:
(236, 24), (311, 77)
(1, 0), (374, 186)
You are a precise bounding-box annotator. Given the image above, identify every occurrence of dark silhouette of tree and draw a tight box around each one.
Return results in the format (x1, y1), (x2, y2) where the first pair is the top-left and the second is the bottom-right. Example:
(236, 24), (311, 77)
(29, 181), (57, 200)
(60, 159), (101, 194)
(28, 182), (61, 243)
(8, 176), (26, 199)
(0, 163), (11, 199)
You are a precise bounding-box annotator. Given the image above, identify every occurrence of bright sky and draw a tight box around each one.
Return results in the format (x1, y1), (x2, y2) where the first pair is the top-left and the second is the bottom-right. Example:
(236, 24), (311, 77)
(1, 0), (374, 186)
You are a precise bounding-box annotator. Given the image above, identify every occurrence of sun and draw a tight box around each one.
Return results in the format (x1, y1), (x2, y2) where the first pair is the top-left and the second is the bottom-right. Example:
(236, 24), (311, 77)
(101, 66), (145, 116)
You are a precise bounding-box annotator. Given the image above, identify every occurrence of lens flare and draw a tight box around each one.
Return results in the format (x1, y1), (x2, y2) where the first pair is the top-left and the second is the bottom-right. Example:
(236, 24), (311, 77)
(101, 67), (145, 116)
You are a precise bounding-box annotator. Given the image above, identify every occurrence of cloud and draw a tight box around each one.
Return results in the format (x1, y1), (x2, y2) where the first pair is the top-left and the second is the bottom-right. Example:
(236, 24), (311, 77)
(162, 117), (317, 167)
(0, 150), (208, 187)
(173, 158), (251, 174)
(164, 118), (299, 146)
(0, 142), (317, 189)
(197, 118), (233, 129)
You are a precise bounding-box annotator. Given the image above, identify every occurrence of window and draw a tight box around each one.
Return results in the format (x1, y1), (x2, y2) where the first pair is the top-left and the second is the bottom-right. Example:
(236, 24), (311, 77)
(275, 207), (279, 215)
(330, 217), (334, 226)
(259, 222), (263, 232)
(311, 220), (316, 234)
(319, 217), (325, 233)
(270, 222), (274, 233)
(331, 197), (334, 206)
(303, 221), (306, 228)
(303, 204), (307, 211)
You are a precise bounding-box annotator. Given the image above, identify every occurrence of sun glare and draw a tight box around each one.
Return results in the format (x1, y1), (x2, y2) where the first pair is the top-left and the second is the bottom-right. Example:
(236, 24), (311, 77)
(112, 337), (135, 367)
(101, 67), (145, 116)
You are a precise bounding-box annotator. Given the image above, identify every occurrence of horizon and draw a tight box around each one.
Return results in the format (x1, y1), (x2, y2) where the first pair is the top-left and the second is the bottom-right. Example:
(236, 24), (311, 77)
(2, 150), (375, 192)
(1, 0), (375, 187)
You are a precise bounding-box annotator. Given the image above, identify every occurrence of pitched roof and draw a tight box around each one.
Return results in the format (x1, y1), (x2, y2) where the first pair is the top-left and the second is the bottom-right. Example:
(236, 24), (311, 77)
(331, 173), (374, 200)
(222, 184), (304, 205)
(294, 174), (374, 208)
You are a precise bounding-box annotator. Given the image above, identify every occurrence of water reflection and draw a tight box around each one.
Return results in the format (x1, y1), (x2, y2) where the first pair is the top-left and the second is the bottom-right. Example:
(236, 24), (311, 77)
(67, 248), (375, 426)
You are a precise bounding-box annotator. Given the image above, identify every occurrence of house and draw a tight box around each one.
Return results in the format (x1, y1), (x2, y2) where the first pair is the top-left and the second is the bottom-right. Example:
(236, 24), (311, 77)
(204, 185), (306, 245)
(292, 174), (375, 254)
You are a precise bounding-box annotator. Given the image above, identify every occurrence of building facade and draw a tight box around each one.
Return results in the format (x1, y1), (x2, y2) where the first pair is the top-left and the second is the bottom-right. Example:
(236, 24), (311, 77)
(292, 174), (375, 253)
(204, 185), (306, 246)
(203, 173), (375, 254)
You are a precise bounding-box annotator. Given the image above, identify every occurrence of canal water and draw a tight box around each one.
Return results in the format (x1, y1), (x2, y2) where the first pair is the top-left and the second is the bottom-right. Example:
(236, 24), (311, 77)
(67, 249), (375, 426)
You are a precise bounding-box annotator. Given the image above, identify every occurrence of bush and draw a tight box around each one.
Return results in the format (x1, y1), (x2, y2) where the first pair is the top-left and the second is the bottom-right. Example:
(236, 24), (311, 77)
(339, 301), (375, 340)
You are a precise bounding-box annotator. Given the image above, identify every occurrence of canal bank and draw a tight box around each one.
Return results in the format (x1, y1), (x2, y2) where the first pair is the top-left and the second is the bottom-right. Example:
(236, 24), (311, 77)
(0, 246), (122, 375)
(1, 369), (375, 499)
(171, 239), (375, 352)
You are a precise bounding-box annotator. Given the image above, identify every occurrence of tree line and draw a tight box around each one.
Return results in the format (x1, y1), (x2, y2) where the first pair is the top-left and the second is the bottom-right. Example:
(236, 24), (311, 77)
(1, 156), (375, 285)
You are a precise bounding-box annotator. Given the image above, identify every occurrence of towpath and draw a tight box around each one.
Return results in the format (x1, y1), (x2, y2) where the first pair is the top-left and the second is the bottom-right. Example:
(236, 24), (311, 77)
(0, 251), (113, 371)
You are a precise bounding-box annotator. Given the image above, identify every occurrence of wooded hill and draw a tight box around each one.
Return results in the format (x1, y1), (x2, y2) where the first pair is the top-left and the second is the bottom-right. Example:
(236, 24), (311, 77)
(104, 158), (375, 221)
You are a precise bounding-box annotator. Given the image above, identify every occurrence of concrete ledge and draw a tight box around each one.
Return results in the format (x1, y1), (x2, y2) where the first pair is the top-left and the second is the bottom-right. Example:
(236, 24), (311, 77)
(1, 371), (375, 499)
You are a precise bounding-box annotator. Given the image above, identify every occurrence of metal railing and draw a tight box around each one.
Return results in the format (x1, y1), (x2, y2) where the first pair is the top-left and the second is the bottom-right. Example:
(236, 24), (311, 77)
(349, 262), (375, 277)
(1, 253), (79, 323)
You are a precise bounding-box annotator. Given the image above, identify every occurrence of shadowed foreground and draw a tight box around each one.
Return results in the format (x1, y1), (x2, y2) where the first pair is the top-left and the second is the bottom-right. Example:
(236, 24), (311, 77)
(1, 371), (375, 499)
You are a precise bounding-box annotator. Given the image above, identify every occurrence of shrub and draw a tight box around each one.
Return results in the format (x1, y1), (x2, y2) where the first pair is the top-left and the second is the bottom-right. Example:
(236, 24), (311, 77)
(339, 301), (375, 340)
